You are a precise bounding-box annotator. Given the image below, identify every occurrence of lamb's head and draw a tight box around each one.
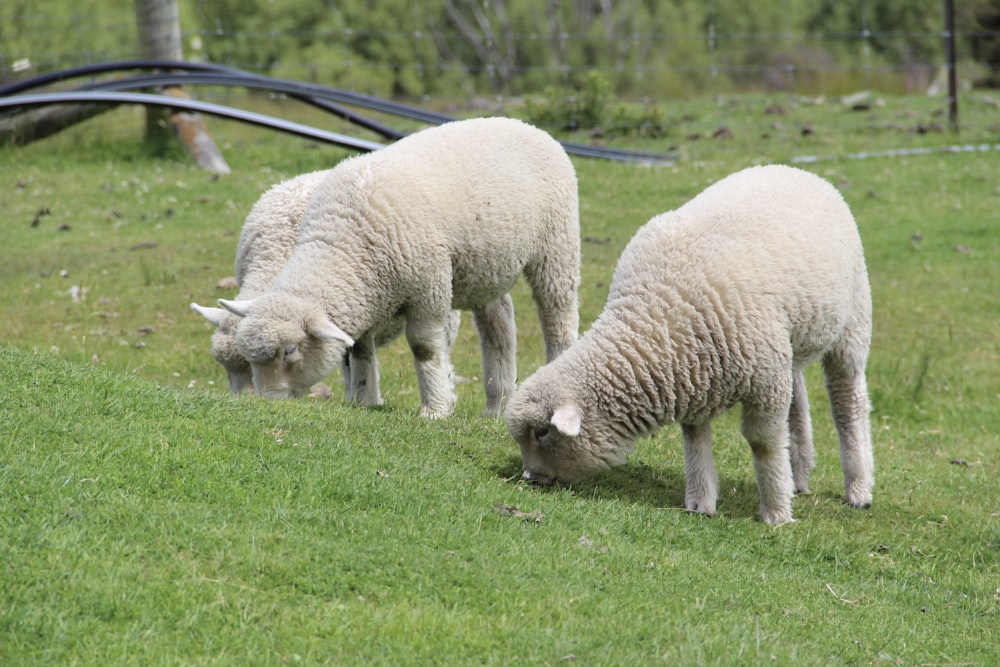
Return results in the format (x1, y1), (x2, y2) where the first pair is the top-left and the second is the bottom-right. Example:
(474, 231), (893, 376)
(191, 302), (253, 394)
(504, 365), (633, 487)
(220, 294), (354, 399)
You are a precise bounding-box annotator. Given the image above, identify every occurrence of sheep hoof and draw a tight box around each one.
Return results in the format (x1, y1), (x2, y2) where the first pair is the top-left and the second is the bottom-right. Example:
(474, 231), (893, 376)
(760, 508), (796, 526)
(418, 405), (453, 420)
(684, 498), (716, 517)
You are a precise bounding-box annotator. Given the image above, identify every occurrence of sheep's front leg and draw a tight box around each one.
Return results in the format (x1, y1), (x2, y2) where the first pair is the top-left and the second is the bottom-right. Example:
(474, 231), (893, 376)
(788, 370), (815, 495)
(742, 403), (796, 525)
(472, 295), (517, 417)
(682, 422), (718, 516)
(347, 331), (383, 407)
(406, 317), (457, 419)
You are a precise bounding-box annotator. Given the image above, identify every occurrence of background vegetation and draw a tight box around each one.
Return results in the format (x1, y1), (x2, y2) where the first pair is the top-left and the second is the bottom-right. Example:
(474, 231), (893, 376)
(1, 89), (999, 664)
(1, 0), (996, 99)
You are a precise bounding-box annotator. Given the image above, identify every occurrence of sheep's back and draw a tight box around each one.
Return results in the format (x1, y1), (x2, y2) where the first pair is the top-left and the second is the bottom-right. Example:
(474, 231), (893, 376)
(234, 169), (331, 296)
(293, 117), (579, 309)
(610, 165), (867, 363)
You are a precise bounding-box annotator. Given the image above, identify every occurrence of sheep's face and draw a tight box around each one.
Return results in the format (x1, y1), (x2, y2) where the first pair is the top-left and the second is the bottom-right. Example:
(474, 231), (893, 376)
(191, 302), (253, 394)
(221, 296), (354, 400)
(213, 329), (253, 394)
(505, 386), (631, 487)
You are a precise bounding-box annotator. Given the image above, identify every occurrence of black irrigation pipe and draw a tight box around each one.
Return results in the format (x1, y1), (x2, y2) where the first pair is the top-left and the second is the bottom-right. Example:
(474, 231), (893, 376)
(78, 73), (412, 140)
(0, 59), (234, 97)
(0, 91), (386, 153)
(0, 60), (410, 141)
(0, 60), (453, 125)
(104, 70), (675, 163)
(0, 59), (675, 164)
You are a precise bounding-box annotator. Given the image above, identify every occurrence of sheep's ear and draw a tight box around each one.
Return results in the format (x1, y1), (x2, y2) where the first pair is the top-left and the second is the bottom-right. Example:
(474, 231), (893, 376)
(218, 298), (254, 318)
(551, 403), (583, 438)
(309, 317), (355, 347)
(190, 302), (229, 327)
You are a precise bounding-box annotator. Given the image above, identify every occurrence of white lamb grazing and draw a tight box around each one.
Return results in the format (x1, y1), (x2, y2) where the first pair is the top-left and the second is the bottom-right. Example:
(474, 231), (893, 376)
(190, 170), (460, 403)
(221, 116), (580, 418)
(505, 164), (874, 525)
(191, 170), (328, 393)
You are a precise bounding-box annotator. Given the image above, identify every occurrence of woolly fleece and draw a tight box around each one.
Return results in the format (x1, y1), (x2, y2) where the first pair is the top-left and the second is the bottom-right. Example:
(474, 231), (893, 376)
(228, 116), (580, 418)
(191, 170), (328, 393)
(505, 164), (874, 524)
(192, 170), (455, 401)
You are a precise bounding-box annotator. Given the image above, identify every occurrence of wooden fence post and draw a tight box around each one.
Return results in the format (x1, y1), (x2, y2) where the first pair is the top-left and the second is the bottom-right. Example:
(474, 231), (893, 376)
(134, 0), (230, 173)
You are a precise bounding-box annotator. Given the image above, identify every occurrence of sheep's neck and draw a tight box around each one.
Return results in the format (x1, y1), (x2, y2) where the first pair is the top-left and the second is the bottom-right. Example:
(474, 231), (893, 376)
(279, 229), (389, 339)
(587, 300), (735, 439)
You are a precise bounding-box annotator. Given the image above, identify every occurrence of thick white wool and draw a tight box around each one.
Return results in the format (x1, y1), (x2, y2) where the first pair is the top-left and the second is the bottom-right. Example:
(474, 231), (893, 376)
(231, 117), (581, 417)
(506, 164), (874, 525)
(192, 169), (455, 401)
(192, 170), (329, 393)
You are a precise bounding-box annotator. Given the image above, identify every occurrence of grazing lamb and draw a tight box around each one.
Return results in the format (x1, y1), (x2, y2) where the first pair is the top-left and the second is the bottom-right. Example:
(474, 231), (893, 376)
(190, 170), (459, 403)
(505, 164), (874, 525)
(221, 116), (580, 418)
(191, 170), (327, 393)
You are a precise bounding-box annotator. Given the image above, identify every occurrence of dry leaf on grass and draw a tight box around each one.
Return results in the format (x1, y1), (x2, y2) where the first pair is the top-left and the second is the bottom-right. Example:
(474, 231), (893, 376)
(494, 504), (544, 523)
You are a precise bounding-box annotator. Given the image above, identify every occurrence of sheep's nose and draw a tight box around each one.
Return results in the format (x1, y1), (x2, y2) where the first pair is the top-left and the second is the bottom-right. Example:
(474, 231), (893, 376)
(522, 469), (554, 486)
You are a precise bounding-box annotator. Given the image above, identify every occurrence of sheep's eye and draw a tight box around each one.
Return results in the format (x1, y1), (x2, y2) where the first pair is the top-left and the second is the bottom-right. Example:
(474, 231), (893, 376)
(533, 426), (550, 442)
(283, 345), (298, 358)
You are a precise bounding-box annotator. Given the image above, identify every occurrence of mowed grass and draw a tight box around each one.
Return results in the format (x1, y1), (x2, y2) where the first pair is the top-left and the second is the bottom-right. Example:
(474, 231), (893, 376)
(1, 93), (999, 665)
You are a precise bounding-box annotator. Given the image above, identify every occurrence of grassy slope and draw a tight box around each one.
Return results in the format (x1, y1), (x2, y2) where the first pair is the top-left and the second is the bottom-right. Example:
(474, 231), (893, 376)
(1, 95), (998, 665)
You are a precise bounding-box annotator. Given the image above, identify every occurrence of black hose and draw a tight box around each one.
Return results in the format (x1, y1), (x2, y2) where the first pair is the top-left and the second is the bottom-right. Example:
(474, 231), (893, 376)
(0, 60), (454, 125)
(0, 91), (386, 152)
(77, 73), (412, 140)
(0, 59), (237, 97)
(0, 59), (675, 163)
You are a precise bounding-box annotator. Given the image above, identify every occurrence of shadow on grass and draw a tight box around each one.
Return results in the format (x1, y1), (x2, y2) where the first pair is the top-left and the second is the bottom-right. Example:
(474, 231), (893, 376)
(494, 454), (763, 520)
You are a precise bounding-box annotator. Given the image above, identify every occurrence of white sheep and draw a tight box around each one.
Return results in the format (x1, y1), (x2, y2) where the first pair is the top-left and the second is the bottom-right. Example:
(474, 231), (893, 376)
(504, 164), (874, 525)
(191, 170), (326, 393)
(221, 116), (580, 418)
(190, 170), (459, 404)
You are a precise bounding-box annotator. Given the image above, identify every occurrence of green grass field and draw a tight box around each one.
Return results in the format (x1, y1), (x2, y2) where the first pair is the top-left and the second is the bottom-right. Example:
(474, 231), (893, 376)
(1, 93), (998, 665)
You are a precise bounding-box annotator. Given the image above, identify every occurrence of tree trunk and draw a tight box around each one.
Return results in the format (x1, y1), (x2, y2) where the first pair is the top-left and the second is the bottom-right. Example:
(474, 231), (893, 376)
(0, 103), (117, 146)
(134, 0), (230, 173)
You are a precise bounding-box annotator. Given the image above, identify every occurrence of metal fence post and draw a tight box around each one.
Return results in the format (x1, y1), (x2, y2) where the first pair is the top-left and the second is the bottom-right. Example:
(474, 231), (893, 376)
(945, 0), (958, 132)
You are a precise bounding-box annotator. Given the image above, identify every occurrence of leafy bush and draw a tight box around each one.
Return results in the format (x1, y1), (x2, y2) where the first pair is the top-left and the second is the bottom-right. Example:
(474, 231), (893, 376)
(524, 72), (671, 138)
(524, 71), (613, 131)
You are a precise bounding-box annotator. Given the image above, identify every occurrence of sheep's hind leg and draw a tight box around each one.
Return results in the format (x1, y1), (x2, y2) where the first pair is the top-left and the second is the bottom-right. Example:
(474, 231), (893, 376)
(788, 369), (815, 495)
(444, 310), (462, 351)
(525, 257), (579, 362)
(406, 317), (457, 419)
(347, 332), (383, 407)
(742, 403), (796, 525)
(823, 345), (874, 510)
(472, 295), (517, 418)
(682, 422), (718, 516)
